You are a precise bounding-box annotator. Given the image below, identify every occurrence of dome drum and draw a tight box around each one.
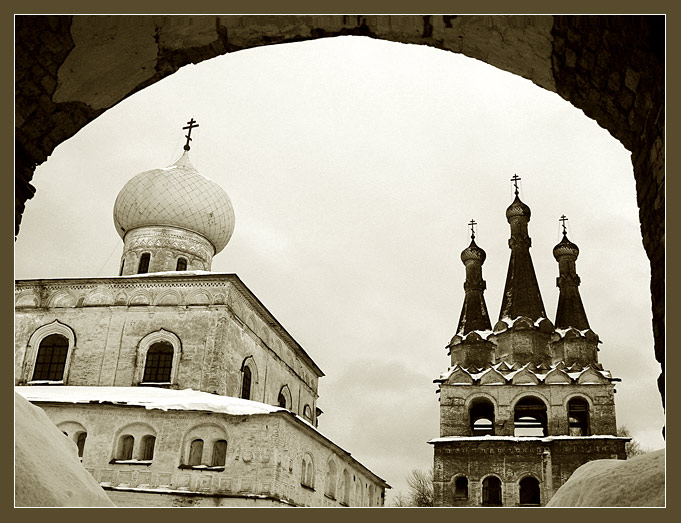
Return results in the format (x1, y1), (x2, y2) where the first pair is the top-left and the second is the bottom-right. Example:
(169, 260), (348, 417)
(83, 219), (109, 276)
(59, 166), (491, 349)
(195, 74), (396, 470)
(119, 226), (213, 275)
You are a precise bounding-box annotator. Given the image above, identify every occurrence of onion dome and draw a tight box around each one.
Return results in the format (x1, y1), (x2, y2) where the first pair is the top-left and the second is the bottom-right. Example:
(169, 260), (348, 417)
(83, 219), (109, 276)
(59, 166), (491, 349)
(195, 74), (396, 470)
(461, 239), (486, 264)
(505, 195), (531, 220)
(113, 152), (235, 254)
(553, 232), (580, 260)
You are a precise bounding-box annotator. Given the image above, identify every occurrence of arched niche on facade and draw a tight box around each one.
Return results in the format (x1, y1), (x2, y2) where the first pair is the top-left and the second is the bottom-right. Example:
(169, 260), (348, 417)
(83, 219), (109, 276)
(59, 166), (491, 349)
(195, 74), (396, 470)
(23, 320), (76, 385)
(134, 329), (182, 386)
(277, 384), (292, 410)
(468, 397), (496, 436)
(240, 355), (259, 400)
(512, 395), (549, 437)
(518, 474), (541, 506)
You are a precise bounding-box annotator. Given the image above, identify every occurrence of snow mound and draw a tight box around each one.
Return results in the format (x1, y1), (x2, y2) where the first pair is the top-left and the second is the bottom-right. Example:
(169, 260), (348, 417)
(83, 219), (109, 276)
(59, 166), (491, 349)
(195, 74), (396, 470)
(14, 392), (115, 507)
(547, 449), (665, 507)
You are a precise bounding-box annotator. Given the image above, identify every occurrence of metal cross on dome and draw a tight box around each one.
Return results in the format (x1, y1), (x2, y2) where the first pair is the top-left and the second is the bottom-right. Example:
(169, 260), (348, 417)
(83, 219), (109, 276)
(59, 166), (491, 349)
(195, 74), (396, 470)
(511, 174), (521, 196)
(559, 214), (569, 236)
(183, 118), (199, 151)
(468, 219), (477, 240)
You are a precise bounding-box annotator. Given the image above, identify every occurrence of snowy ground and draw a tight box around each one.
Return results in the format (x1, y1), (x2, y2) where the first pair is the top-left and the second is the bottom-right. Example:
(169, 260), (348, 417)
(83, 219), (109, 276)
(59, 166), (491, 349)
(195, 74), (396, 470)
(547, 449), (665, 507)
(14, 392), (115, 507)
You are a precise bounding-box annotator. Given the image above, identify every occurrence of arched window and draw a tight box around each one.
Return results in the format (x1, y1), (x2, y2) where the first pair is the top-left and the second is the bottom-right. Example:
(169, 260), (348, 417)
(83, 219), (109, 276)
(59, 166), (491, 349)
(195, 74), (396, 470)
(211, 440), (227, 467)
(241, 366), (252, 400)
(277, 385), (291, 410)
(454, 476), (468, 499)
(482, 476), (502, 506)
(301, 453), (315, 488)
(303, 404), (313, 422)
(469, 398), (495, 436)
(142, 341), (174, 383)
(76, 432), (87, 458)
(188, 439), (204, 466)
(342, 469), (351, 505)
(140, 435), (156, 461)
(176, 257), (187, 271)
(519, 476), (541, 506)
(567, 397), (590, 436)
(32, 334), (69, 381)
(325, 460), (337, 499)
(514, 396), (548, 437)
(117, 435), (134, 460)
(138, 253), (150, 274)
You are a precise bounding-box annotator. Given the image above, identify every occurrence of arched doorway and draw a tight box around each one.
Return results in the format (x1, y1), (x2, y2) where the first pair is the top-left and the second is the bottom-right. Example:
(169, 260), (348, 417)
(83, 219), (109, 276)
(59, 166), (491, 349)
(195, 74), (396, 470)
(519, 476), (541, 506)
(482, 476), (502, 506)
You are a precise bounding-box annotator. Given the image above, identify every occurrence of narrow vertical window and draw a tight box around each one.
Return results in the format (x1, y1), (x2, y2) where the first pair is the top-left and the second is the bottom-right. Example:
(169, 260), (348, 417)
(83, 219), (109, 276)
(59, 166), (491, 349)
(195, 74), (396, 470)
(176, 257), (187, 271)
(138, 253), (150, 274)
(76, 432), (87, 458)
(241, 366), (252, 400)
(32, 334), (69, 381)
(212, 440), (227, 467)
(140, 435), (156, 460)
(188, 439), (203, 466)
(568, 398), (590, 436)
(119, 259), (125, 276)
(118, 435), (134, 460)
(142, 342), (174, 383)
(278, 391), (287, 409)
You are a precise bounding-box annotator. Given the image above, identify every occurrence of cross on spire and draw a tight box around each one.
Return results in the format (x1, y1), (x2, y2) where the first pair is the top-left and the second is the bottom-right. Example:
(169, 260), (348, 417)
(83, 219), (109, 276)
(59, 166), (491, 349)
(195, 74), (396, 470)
(511, 174), (521, 196)
(468, 219), (477, 240)
(559, 214), (569, 236)
(183, 118), (199, 151)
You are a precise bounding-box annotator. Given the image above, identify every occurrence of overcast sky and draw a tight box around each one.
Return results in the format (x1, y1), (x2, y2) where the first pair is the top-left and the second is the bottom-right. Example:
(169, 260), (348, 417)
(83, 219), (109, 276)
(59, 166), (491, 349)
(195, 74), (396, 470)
(14, 36), (664, 502)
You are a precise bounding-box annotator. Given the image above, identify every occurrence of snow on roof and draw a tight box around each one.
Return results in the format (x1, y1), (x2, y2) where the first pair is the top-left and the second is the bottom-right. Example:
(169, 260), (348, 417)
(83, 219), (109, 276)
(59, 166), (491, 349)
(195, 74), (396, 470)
(436, 362), (615, 385)
(16, 386), (391, 488)
(428, 435), (631, 444)
(455, 329), (494, 342)
(15, 386), (284, 416)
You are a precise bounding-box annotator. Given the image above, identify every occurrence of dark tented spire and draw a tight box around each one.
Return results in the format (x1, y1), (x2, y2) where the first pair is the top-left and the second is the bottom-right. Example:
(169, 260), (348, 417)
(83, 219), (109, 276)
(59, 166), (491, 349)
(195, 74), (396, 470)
(553, 219), (590, 330)
(498, 188), (547, 322)
(457, 221), (492, 335)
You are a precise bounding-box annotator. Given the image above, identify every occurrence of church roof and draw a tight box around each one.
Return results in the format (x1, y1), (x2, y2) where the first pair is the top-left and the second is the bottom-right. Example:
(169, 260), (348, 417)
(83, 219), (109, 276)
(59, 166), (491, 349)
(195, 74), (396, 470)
(113, 152), (235, 254)
(499, 195), (547, 322)
(553, 232), (591, 330)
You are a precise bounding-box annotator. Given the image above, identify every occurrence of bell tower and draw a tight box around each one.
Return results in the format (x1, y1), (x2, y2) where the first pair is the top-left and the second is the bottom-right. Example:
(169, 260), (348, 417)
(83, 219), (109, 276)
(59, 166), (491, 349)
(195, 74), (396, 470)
(431, 180), (628, 507)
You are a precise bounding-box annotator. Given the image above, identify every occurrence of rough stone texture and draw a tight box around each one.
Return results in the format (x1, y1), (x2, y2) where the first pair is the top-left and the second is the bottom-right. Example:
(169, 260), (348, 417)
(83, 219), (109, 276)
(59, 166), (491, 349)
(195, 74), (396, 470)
(438, 378), (618, 439)
(432, 437), (627, 507)
(14, 274), (322, 421)
(14, 15), (664, 407)
(29, 401), (387, 507)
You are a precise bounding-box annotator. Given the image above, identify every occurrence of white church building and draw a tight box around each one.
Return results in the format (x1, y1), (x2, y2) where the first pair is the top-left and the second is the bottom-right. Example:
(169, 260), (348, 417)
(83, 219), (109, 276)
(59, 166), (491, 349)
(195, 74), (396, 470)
(14, 122), (388, 507)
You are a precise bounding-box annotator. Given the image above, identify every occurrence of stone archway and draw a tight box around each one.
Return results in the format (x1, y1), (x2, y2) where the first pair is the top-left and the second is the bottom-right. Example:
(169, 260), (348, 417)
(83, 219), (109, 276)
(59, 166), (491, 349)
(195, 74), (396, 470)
(14, 15), (664, 406)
